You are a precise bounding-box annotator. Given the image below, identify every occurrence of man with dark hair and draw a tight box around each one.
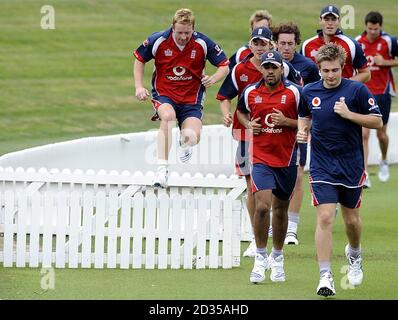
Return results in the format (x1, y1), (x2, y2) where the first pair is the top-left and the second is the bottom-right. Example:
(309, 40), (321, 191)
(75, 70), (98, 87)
(217, 27), (274, 259)
(356, 11), (398, 187)
(298, 43), (382, 297)
(273, 21), (320, 245)
(273, 22), (320, 84)
(237, 50), (302, 284)
(301, 5), (370, 83)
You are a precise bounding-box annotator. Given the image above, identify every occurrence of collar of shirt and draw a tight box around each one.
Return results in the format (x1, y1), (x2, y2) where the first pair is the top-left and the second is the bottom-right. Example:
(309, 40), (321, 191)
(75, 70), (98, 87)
(361, 30), (384, 43)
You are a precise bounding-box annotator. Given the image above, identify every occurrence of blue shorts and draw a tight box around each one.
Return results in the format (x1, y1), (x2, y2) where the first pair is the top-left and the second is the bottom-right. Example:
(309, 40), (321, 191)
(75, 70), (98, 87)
(310, 183), (363, 208)
(375, 93), (391, 125)
(151, 96), (203, 127)
(235, 140), (250, 176)
(251, 163), (297, 201)
(298, 143), (307, 167)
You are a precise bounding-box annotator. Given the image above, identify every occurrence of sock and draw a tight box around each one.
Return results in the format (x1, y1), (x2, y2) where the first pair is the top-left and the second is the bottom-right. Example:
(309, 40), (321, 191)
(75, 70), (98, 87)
(319, 261), (332, 277)
(288, 212), (300, 224)
(271, 248), (282, 259)
(157, 159), (168, 166)
(287, 212), (299, 233)
(348, 245), (361, 259)
(256, 247), (267, 258)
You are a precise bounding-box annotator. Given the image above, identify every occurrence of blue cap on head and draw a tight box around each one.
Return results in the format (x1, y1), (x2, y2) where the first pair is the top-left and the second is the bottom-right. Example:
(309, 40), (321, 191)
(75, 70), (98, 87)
(320, 5), (340, 18)
(250, 27), (273, 43)
(260, 50), (283, 67)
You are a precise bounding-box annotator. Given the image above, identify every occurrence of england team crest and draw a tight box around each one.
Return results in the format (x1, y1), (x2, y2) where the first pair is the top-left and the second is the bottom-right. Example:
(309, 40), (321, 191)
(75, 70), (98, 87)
(240, 74), (248, 82)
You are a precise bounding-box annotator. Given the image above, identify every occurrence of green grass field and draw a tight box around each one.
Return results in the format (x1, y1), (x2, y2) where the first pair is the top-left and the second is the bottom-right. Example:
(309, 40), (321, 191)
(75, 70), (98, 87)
(0, 0), (398, 155)
(1, 0), (398, 300)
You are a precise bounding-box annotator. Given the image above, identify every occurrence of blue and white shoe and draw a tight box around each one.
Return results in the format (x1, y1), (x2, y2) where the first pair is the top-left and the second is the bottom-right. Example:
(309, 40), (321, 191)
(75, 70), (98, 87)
(153, 165), (168, 188)
(250, 253), (270, 284)
(345, 244), (363, 286)
(178, 145), (193, 163)
(269, 255), (286, 282)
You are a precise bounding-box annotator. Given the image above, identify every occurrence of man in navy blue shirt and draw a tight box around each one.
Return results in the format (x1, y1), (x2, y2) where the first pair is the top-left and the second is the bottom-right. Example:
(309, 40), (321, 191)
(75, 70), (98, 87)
(298, 43), (382, 297)
(273, 21), (321, 246)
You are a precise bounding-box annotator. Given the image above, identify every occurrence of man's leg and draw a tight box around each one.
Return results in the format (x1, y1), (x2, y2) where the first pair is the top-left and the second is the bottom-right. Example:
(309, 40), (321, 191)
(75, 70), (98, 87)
(178, 117), (201, 163)
(362, 127), (371, 188)
(243, 175), (257, 257)
(269, 196), (290, 282)
(315, 203), (337, 265)
(271, 197), (289, 251)
(376, 92), (391, 182)
(285, 165), (304, 245)
(253, 190), (272, 251)
(153, 104), (176, 187)
(341, 205), (363, 286)
(377, 124), (390, 182)
(315, 203), (337, 296)
(250, 189), (272, 283)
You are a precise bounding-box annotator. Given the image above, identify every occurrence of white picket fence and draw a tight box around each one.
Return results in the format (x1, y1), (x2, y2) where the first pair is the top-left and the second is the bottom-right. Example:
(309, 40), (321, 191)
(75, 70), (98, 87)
(0, 168), (246, 269)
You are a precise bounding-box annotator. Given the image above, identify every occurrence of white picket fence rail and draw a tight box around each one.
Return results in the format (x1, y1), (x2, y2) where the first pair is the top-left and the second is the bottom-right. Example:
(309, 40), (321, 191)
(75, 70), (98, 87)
(0, 190), (241, 269)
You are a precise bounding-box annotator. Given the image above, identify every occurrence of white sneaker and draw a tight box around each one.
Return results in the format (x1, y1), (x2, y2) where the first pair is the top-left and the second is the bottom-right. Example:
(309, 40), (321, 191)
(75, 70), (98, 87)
(363, 175), (371, 189)
(178, 145), (193, 163)
(243, 239), (256, 258)
(345, 244), (363, 286)
(250, 253), (270, 284)
(269, 254), (285, 282)
(316, 272), (336, 297)
(153, 166), (168, 188)
(378, 160), (389, 182)
(284, 232), (299, 245)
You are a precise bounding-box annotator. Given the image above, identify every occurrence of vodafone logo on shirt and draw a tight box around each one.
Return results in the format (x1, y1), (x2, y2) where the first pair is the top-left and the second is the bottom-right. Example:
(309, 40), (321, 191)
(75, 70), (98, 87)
(166, 66), (193, 81)
(312, 97), (321, 106)
(312, 97), (321, 109)
(173, 66), (186, 76)
(262, 114), (282, 133)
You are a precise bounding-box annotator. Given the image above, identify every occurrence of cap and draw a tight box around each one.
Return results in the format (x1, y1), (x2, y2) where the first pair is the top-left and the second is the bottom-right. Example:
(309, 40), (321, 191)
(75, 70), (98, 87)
(320, 5), (340, 18)
(250, 27), (273, 43)
(260, 50), (283, 67)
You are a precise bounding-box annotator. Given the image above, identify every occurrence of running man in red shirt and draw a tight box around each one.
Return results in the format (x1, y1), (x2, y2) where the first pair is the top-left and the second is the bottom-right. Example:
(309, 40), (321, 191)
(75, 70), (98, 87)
(237, 50), (302, 284)
(217, 27), (274, 259)
(356, 11), (398, 187)
(133, 8), (229, 187)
